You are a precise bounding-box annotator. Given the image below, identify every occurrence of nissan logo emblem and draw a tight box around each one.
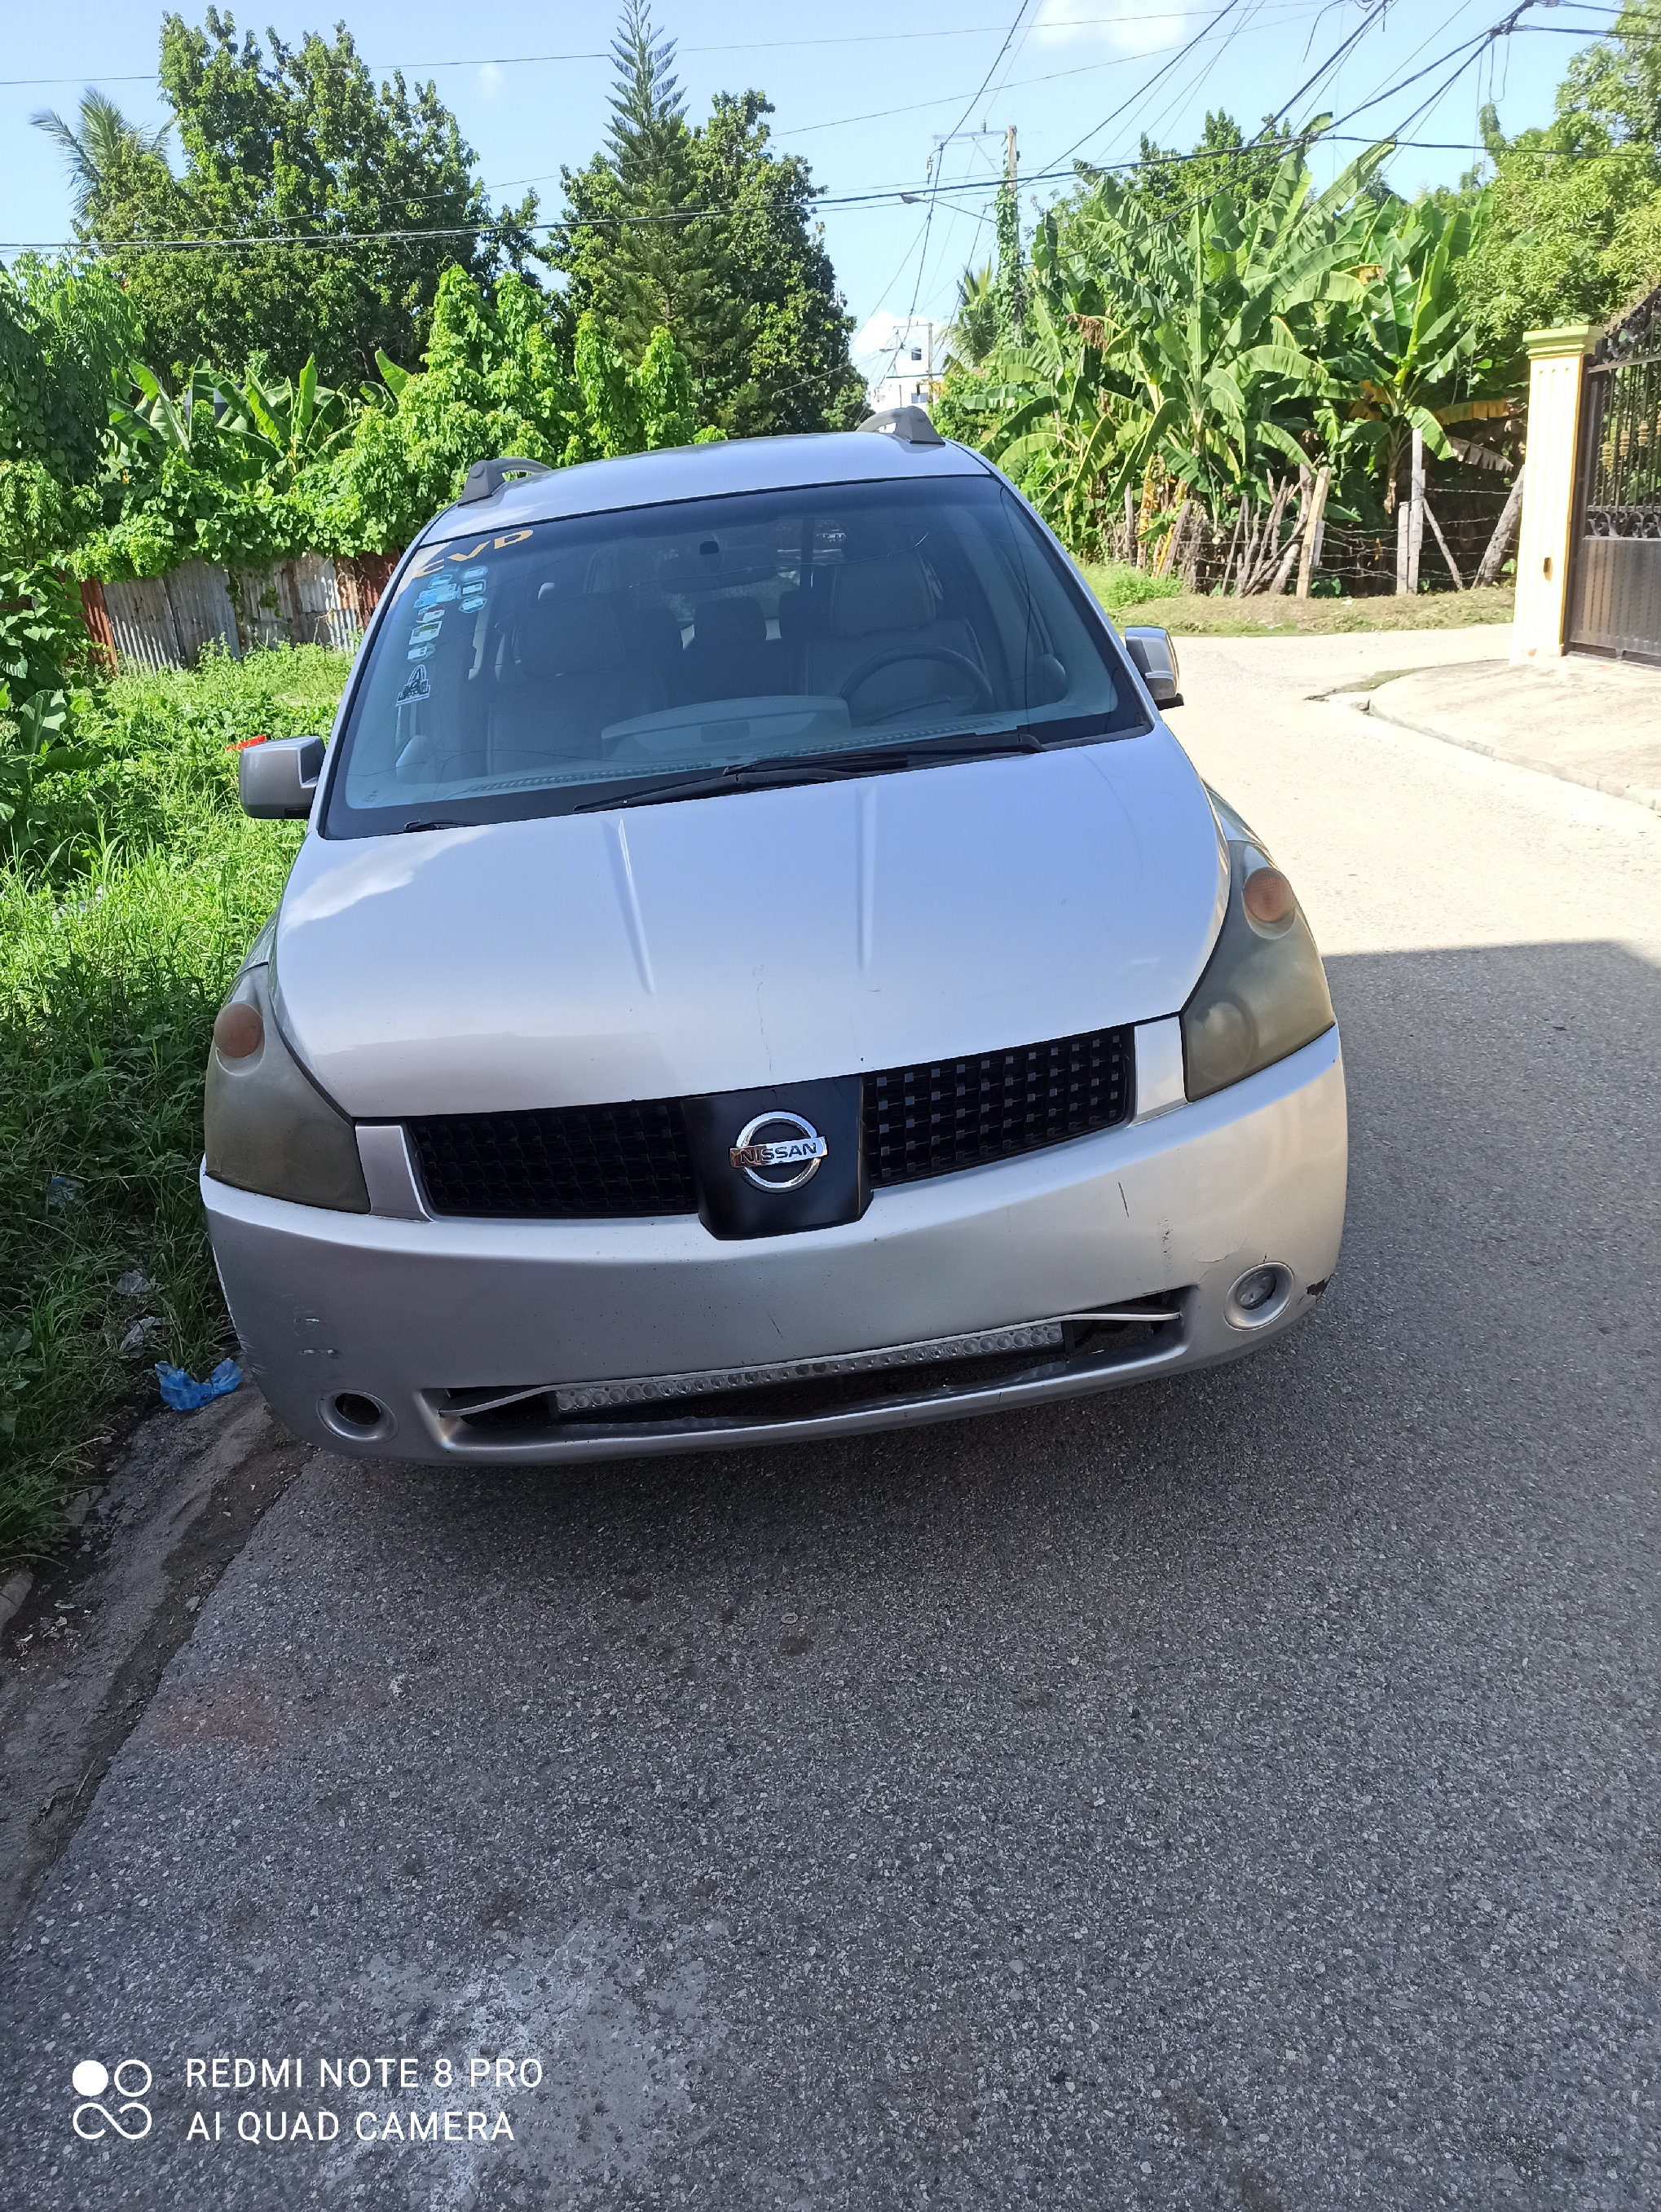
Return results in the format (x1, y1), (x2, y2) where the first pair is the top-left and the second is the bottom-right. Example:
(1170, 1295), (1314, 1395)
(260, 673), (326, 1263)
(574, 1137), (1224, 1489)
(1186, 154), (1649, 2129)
(729, 1111), (828, 1192)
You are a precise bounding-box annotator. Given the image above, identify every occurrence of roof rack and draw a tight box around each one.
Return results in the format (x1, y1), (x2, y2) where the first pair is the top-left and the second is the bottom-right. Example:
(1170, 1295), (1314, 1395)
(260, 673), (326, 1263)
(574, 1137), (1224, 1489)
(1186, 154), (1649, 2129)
(456, 456), (555, 505)
(856, 405), (945, 448)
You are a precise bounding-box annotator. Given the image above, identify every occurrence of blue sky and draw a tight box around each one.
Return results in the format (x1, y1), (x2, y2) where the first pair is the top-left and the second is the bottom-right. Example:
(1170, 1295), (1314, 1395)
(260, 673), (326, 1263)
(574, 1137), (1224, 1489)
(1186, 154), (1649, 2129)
(1, 0), (1618, 386)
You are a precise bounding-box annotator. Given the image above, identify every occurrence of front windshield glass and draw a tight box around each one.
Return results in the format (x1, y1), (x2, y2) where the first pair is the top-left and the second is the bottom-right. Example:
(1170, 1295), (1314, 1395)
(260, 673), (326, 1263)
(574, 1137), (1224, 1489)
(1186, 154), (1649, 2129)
(323, 472), (1149, 837)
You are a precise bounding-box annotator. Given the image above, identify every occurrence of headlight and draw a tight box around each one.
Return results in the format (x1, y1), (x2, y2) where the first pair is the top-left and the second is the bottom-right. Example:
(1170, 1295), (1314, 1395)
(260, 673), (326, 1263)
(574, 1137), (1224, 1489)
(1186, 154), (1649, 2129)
(204, 962), (370, 1211)
(1181, 840), (1334, 1100)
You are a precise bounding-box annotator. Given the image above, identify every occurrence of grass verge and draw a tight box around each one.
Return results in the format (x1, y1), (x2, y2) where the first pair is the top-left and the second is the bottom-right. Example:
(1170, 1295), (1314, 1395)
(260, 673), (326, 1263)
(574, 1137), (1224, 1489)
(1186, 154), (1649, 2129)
(1082, 574), (1517, 637)
(0, 646), (348, 1564)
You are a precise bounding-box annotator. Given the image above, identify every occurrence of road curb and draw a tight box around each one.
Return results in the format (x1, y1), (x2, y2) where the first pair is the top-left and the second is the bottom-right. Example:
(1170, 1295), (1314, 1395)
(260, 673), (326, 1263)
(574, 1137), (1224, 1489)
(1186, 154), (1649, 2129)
(1351, 693), (1661, 817)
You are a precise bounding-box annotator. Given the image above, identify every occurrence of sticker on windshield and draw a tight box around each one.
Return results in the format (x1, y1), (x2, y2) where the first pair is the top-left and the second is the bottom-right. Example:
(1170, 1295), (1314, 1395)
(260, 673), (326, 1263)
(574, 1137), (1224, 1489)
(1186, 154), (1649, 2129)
(415, 577), (460, 609)
(407, 641), (436, 661)
(408, 618), (443, 645)
(396, 663), (431, 703)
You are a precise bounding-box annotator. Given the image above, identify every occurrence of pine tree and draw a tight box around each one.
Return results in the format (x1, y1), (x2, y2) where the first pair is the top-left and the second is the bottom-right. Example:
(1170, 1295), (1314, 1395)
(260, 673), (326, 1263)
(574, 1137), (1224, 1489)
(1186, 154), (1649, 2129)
(557, 3), (737, 374)
(553, 4), (862, 434)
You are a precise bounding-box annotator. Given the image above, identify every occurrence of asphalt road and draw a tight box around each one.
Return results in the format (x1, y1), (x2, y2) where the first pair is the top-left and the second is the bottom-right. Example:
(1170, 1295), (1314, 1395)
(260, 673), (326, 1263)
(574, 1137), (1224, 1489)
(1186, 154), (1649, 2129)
(5, 625), (1660, 2211)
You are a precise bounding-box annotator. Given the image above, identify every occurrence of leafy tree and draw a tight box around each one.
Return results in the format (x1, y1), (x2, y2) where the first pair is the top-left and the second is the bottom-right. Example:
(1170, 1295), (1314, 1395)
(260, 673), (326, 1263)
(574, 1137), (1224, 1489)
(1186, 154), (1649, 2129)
(1119, 111), (1302, 218)
(553, 3), (862, 434)
(690, 91), (866, 434)
(0, 255), (140, 564)
(1457, 1), (1661, 371)
(30, 91), (173, 220)
(316, 267), (714, 554)
(77, 10), (540, 386)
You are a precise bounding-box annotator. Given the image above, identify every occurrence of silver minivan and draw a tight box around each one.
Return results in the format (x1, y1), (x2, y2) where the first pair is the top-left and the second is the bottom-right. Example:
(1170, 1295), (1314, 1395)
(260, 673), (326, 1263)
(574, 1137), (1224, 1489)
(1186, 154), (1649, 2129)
(203, 418), (1346, 1462)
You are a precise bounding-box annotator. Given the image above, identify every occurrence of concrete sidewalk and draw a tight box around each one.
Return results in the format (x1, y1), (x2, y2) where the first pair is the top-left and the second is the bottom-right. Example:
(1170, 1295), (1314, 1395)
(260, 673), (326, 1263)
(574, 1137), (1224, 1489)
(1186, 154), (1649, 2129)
(1355, 652), (1661, 815)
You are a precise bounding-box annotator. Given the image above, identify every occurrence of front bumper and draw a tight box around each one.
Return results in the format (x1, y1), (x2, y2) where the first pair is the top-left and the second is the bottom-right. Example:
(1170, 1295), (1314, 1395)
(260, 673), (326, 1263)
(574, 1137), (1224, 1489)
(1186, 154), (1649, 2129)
(203, 1029), (1346, 1464)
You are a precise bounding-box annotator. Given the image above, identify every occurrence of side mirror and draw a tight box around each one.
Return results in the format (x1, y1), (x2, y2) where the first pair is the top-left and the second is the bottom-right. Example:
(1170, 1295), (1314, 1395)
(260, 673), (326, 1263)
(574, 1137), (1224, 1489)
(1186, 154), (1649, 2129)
(1122, 627), (1183, 708)
(240, 736), (325, 819)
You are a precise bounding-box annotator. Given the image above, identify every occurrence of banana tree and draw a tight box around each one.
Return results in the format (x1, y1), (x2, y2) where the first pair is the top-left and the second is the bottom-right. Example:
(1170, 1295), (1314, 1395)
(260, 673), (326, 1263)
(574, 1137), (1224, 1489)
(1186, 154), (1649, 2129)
(214, 359), (356, 489)
(1337, 197), (1500, 505)
(949, 131), (1395, 557)
(109, 356), (356, 492)
(109, 362), (226, 469)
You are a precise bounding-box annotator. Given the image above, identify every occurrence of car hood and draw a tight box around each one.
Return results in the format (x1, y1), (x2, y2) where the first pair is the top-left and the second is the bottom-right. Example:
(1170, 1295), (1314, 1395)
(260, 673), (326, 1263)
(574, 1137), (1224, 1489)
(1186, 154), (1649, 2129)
(273, 730), (1227, 1118)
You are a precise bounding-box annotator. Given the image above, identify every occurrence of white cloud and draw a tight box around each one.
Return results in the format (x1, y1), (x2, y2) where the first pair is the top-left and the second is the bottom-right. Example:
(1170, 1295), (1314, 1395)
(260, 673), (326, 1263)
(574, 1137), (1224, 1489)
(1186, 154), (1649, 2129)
(477, 62), (505, 100)
(1032, 0), (1193, 58)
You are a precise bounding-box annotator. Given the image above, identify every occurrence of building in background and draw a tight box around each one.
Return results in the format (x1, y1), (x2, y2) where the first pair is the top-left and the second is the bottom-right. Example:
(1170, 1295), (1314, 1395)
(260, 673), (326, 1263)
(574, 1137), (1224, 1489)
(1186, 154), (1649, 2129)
(854, 313), (941, 416)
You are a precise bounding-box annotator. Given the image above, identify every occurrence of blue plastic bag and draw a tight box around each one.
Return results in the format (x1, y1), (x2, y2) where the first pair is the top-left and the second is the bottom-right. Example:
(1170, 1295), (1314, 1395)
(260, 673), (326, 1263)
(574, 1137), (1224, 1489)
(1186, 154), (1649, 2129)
(155, 1358), (243, 1412)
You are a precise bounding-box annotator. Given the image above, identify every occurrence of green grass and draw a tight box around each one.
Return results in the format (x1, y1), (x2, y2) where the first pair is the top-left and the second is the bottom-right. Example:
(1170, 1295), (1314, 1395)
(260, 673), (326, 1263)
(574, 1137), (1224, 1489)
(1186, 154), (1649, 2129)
(1082, 572), (1517, 637)
(1079, 560), (1187, 617)
(0, 646), (349, 1563)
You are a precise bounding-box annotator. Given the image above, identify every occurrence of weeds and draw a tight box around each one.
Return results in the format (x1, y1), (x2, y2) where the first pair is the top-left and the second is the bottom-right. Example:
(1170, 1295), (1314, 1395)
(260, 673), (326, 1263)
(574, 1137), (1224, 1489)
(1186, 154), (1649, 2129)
(0, 644), (348, 1562)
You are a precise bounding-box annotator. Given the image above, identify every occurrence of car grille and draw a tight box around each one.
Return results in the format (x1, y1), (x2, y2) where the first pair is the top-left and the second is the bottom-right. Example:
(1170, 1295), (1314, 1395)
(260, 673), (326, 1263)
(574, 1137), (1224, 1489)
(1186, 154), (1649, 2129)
(407, 1099), (698, 1218)
(407, 1024), (1134, 1218)
(863, 1024), (1132, 1188)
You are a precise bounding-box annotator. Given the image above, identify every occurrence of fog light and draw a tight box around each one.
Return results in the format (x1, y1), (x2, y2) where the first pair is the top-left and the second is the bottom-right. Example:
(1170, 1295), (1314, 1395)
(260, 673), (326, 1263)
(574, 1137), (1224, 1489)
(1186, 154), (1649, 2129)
(1224, 1264), (1293, 1329)
(214, 1002), (264, 1059)
(321, 1390), (393, 1440)
(1241, 866), (1296, 927)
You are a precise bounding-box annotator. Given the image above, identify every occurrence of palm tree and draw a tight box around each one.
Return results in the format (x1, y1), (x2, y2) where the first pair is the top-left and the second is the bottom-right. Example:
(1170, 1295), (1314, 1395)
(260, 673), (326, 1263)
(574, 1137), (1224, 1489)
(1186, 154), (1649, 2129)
(945, 263), (998, 368)
(29, 90), (171, 219)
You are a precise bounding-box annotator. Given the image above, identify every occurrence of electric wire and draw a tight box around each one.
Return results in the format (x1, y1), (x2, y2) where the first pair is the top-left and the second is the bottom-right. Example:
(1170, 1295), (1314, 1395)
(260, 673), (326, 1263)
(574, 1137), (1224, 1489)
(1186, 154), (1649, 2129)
(880, 2), (1037, 397)
(0, 7), (1414, 90)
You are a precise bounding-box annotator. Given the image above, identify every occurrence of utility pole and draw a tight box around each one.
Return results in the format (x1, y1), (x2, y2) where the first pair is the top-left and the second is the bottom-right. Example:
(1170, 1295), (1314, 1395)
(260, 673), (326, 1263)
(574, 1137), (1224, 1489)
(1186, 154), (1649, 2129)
(1408, 426), (1425, 595)
(997, 124), (1023, 344)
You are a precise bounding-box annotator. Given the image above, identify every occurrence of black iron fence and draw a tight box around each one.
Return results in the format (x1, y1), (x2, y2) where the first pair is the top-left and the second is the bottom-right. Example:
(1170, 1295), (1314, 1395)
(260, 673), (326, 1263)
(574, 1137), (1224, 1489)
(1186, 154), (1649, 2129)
(1568, 346), (1661, 661)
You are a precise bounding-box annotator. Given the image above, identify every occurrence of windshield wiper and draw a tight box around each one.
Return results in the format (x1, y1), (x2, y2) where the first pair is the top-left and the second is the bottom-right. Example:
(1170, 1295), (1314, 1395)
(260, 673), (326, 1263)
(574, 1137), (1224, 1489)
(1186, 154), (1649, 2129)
(573, 729), (1047, 814)
(401, 817), (465, 833)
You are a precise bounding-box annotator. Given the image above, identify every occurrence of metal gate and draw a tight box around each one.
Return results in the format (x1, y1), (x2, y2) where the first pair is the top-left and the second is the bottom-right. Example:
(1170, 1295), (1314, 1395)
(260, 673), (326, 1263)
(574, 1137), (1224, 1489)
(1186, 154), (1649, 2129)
(1567, 327), (1661, 663)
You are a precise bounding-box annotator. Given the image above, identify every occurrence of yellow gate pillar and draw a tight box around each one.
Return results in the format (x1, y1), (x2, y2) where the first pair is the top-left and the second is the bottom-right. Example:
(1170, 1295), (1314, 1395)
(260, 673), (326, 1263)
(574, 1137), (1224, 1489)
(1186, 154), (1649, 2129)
(1512, 323), (1601, 663)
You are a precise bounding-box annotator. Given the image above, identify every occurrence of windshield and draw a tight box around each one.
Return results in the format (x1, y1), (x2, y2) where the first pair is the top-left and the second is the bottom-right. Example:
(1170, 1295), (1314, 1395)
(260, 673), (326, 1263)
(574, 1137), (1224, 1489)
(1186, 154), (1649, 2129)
(322, 472), (1150, 837)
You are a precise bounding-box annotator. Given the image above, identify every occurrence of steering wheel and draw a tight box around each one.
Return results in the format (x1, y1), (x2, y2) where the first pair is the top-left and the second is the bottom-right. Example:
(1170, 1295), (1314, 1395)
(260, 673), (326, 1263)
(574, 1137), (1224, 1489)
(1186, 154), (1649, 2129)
(839, 646), (996, 725)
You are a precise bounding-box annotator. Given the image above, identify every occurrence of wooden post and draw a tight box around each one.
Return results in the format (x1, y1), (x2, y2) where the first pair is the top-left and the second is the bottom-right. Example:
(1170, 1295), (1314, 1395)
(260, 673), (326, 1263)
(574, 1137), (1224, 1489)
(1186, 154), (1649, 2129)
(1423, 498), (1464, 588)
(1475, 466), (1525, 588)
(1395, 498), (1410, 594)
(1216, 503), (1244, 597)
(1296, 466), (1331, 599)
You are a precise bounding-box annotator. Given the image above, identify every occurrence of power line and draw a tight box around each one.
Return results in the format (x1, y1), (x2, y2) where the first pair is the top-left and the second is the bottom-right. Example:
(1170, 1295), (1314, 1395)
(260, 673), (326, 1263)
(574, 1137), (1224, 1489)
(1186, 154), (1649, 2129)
(1322, 2), (1544, 132)
(7, 94), (1648, 258)
(881, 2), (1036, 391)
(1047, 0), (1258, 167)
(0, 9), (1389, 91)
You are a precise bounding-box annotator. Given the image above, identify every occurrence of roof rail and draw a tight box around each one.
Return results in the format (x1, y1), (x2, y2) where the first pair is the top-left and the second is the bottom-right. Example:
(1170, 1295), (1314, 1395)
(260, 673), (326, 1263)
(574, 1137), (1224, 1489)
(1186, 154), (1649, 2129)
(456, 456), (555, 505)
(856, 405), (945, 447)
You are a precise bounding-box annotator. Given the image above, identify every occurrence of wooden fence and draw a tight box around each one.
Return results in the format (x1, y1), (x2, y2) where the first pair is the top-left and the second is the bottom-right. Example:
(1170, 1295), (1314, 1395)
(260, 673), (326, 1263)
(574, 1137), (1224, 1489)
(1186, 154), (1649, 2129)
(80, 551), (401, 673)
